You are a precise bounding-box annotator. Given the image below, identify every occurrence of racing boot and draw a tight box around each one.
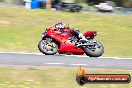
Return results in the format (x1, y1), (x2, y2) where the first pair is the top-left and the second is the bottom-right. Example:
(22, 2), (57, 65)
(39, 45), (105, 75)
(78, 33), (87, 42)
(72, 28), (87, 42)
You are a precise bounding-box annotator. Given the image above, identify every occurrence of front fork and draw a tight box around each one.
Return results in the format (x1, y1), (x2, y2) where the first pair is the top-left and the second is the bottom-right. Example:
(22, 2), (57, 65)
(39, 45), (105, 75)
(44, 38), (56, 48)
(41, 38), (53, 51)
(45, 38), (51, 45)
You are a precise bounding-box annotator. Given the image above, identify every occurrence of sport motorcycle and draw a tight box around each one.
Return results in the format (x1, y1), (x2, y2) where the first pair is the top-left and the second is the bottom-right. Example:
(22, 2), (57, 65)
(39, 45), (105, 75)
(38, 23), (104, 57)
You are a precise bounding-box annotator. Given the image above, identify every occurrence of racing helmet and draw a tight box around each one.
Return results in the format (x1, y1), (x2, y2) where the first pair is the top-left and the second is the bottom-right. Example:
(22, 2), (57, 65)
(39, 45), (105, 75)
(55, 22), (69, 31)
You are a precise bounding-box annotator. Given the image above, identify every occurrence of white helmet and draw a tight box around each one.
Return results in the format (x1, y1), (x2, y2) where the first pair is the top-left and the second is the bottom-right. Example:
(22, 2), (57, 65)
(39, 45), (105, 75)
(55, 22), (69, 30)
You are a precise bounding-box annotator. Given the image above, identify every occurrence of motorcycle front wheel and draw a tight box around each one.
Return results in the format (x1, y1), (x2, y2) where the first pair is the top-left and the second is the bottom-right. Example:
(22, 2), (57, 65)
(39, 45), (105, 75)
(83, 41), (104, 57)
(38, 39), (58, 55)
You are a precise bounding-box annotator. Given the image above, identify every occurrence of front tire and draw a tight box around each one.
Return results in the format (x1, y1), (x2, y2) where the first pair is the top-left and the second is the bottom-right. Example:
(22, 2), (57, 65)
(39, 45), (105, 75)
(83, 41), (104, 57)
(38, 39), (58, 55)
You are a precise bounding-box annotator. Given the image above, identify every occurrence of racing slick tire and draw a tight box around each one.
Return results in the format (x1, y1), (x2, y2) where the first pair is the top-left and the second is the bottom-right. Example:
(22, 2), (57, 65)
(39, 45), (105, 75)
(83, 41), (104, 57)
(38, 40), (58, 55)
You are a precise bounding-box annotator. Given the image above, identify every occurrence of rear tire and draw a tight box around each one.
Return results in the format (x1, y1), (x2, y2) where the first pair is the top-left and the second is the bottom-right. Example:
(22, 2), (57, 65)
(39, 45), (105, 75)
(83, 41), (104, 57)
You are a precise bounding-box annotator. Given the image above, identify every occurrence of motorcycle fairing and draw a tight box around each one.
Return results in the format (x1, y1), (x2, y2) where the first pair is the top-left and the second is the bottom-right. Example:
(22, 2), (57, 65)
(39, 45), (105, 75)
(44, 28), (84, 54)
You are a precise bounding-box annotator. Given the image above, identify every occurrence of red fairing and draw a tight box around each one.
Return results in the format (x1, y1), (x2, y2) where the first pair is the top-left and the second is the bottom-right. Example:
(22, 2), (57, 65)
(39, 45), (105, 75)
(45, 28), (84, 55)
(59, 41), (84, 55)
(46, 28), (70, 43)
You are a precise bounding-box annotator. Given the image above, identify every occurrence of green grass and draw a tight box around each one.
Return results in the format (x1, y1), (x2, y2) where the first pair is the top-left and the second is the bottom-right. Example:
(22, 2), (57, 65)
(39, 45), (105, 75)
(0, 6), (132, 57)
(0, 67), (131, 88)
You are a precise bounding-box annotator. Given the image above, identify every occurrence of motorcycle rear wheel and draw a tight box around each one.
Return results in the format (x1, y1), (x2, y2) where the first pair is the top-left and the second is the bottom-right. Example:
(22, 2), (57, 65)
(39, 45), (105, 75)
(83, 41), (104, 57)
(38, 39), (58, 55)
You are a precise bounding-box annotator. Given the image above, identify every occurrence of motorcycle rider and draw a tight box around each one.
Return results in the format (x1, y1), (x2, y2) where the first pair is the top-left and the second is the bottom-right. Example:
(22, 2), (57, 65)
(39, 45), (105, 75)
(55, 22), (87, 41)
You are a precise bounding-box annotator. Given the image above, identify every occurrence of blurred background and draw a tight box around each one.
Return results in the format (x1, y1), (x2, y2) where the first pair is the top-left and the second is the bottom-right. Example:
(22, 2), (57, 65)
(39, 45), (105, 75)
(0, 0), (132, 14)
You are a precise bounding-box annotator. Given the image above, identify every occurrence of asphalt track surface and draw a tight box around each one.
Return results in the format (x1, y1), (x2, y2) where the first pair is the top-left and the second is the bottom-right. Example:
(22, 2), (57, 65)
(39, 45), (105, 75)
(0, 52), (132, 70)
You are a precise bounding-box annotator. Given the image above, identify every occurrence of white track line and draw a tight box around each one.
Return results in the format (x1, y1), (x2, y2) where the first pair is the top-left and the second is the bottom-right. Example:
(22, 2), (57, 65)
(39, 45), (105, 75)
(70, 64), (87, 66)
(0, 52), (41, 55)
(0, 52), (44, 55)
(95, 65), (106, 66)
(45, 63), (64, 65)
(0, 52), (131, 59)
(65, 55), (132, 59)
(99, 57), (132, 59)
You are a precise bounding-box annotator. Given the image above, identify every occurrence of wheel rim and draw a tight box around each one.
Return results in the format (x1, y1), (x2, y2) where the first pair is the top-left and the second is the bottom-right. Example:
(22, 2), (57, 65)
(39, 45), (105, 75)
(40, 40), (58, 53)
(88, 41), (103, 53)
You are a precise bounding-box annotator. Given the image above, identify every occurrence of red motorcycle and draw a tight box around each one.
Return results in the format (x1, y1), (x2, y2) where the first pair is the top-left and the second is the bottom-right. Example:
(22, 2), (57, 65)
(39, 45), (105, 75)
(38, 23), (104, 57)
